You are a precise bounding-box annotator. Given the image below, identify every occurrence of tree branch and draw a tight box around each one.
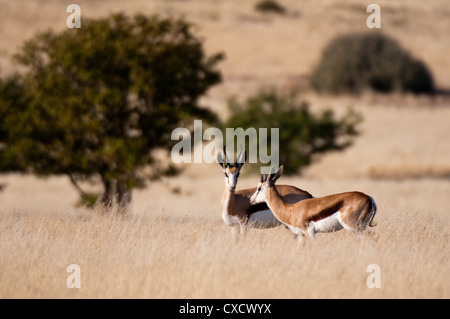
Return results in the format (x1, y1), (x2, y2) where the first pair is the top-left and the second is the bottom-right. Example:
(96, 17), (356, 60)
(68, 173), (87, 198)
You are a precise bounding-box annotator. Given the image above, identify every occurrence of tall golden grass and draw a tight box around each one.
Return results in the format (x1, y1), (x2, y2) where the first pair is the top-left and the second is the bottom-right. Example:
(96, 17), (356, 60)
(0, 199), (447, 299)
(0, 168), (449, 298)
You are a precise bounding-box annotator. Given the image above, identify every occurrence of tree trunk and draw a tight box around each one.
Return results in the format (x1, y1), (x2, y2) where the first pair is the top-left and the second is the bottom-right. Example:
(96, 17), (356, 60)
(100, 177), (132, 213)
(117, 180), (132, 213)
(101, 178), (116, 208)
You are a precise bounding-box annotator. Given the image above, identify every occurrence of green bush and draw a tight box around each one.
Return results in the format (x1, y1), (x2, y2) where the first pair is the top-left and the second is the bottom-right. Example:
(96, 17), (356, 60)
(224, 91), (361, 175)
(0, 75), (30, 173)
(255, 0), (287, 14)
(310, 32), (434, 94)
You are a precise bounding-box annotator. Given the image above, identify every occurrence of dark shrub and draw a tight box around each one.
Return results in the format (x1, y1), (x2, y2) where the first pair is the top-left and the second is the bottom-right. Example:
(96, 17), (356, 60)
(255, 0), (287, 14)
(310, 32), (434, 94)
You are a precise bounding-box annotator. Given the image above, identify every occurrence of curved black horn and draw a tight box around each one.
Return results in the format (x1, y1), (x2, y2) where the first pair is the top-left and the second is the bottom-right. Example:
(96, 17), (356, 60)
(223, 145), (230, 166)
(217, 152), (225, 169)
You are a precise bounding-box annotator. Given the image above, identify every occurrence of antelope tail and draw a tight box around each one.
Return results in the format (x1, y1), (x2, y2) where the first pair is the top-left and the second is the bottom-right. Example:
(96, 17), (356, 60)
(368, 196), (378, 227)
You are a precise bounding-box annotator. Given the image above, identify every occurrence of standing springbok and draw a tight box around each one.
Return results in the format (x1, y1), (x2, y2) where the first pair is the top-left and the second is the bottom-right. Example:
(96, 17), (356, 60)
(218, 148), (313, 237)
(250, 166), (377, 243)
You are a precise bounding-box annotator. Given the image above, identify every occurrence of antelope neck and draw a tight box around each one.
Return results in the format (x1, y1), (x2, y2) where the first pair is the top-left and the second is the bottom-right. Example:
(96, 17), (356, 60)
(265, 185), (290, 224)
(222, 186), (235, 212)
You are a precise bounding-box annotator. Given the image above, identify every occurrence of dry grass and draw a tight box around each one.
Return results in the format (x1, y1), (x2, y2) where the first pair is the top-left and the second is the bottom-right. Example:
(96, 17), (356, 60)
(0, 174), (448, 299)
(0, 202), (447, 299)
(0, 0), (449, 299)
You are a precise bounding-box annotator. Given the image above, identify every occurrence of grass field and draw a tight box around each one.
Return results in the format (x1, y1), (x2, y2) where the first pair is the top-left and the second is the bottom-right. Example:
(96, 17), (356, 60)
(0, 210), (448, 299)
(0, 0), (449, 299)
(0, 165), (448, 299)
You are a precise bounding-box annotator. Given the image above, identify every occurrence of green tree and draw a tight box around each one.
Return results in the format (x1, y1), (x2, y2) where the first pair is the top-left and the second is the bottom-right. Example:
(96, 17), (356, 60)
(225, 91), (361, 175)
(0, 75), (30, 173)
(9, 13), (223, 209)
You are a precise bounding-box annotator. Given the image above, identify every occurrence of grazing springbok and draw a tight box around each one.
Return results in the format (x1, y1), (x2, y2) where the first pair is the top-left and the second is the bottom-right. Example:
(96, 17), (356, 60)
(218, 148), (313, 237)
(250, 166), (377, 243)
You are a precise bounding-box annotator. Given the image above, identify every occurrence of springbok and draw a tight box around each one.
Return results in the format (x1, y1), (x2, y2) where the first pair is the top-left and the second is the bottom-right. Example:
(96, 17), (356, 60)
(218, 148), (313, 237)
(250, 166), (377, 243)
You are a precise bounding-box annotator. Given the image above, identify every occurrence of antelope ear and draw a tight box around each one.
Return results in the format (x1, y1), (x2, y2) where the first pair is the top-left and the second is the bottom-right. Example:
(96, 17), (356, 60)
(268, 165), (277, 180)
(269, 165), (284, 184)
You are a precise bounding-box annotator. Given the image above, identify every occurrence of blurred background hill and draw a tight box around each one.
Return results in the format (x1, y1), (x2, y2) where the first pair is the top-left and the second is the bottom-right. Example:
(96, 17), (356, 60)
(1, 0), (450, 89)
(1, 0), (447, 181)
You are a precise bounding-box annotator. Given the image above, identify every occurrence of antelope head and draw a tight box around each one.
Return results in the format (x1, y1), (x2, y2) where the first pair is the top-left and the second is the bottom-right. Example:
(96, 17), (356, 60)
(217, 146), (247, 191)
(250, 165), (283, 204)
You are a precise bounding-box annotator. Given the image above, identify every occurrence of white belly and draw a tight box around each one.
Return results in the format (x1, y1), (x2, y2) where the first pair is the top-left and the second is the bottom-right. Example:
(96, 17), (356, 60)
(222, 193), (241, 226)
(311, 212), (344, 233)
(247, 210), (281, 228)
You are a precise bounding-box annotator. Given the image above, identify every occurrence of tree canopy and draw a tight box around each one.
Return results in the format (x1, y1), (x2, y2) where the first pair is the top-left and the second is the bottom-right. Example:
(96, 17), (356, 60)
(225, 91), (361, 175)
(3, 13), (223, 208)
